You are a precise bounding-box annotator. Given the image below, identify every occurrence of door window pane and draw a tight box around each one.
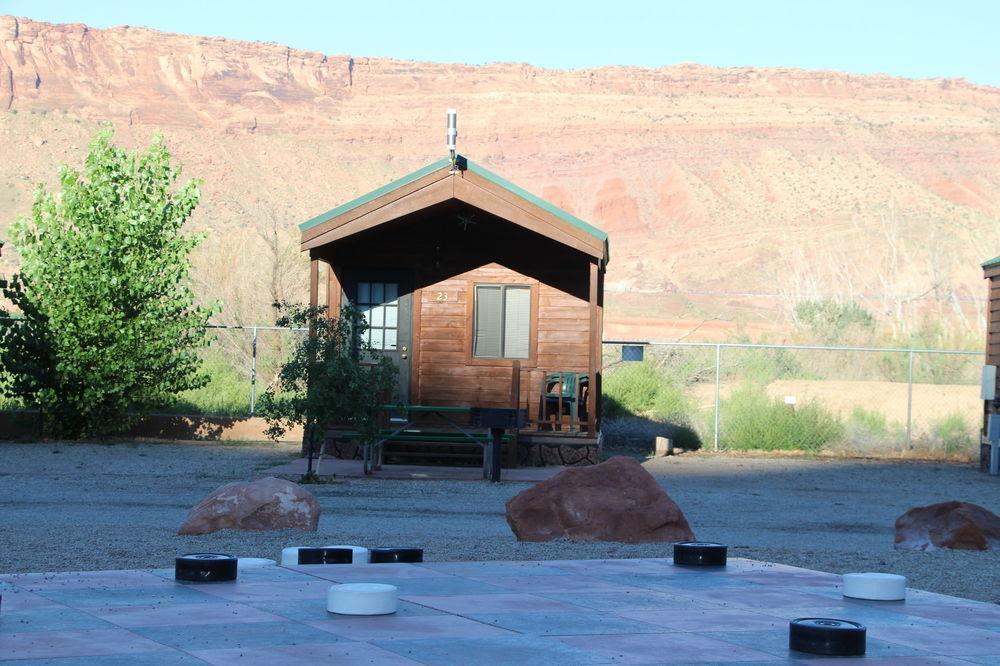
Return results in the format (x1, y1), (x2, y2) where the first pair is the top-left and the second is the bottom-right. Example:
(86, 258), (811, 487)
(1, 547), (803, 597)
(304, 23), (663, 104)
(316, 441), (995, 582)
(370, 305), (385, 327)
(355, 281), (401, 351)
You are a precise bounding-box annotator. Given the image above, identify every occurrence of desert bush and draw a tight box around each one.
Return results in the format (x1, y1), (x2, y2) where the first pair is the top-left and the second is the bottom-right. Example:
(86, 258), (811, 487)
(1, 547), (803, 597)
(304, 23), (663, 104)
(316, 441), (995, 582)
(877, 321), (980, 384)
(721, 383), (843, 451)
(602, 361), (663, 417)
(794, 299), (875, 344)
(159, 354), (249, 416)
(929, 411), (974, 455)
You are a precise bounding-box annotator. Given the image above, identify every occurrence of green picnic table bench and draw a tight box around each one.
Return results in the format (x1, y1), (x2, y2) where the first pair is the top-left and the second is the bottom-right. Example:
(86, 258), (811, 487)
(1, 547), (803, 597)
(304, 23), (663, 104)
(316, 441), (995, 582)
(329, 405), (513, 476)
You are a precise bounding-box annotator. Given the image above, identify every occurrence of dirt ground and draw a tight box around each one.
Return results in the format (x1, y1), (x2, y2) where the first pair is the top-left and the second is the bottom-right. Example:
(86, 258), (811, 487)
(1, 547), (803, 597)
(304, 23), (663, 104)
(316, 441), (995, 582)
(0, 441), (996, 604)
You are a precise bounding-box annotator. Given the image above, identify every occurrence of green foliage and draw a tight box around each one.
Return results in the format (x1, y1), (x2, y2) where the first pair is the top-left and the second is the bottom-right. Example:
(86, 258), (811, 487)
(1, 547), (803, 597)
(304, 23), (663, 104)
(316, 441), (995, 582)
(159, 355), (249, 416)
(930, 411), (973, 455)
(721, 383), (843, 451)
(846, 406), (889, 437)
(0, 129), (215, 437)
(651, 382), (693, 422)
(877, 321), (979, 384)
(257, 302), (397, 462)
(793, 299), (874, 344)
(602, 361), (662, 417)
(726, 346), (804, 384)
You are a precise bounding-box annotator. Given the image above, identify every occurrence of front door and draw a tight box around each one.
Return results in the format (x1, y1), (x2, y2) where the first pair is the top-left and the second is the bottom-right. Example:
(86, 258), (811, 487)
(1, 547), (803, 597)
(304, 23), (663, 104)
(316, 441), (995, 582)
(343, 270), (413, 405)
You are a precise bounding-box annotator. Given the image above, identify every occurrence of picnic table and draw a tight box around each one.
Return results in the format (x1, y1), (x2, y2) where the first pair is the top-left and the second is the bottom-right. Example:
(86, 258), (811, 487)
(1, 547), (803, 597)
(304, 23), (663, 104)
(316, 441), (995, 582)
(345, 405), (523, 480)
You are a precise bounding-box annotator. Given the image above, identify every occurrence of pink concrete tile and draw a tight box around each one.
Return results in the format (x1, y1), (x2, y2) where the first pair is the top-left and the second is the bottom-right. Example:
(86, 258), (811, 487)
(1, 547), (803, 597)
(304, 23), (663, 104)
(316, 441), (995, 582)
(677, 586), (838, 608)
(615, 607), (788, 632)
(901, 602), (1000, 631)
(0, 628), (169, 660)
(93, 601), (288, 628)
(286, 563), (452, 580)
(868, 622), (1000, 656)
(193, 579), (330, 603)
(545, 559), (688, 576)
(0, 588), (65, 610)
(464, 574), (648, 594)
(402, 592), (585, 615)
(193, 641), (423, 665)
(307, 614), (518, 641)
(555, 631), (782, 664)
(1, 570), (173, 590)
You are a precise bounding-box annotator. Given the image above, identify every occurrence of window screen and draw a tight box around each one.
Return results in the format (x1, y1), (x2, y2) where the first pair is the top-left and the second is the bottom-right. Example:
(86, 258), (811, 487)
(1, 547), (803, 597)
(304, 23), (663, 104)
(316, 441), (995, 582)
(474, 284), (530, 359)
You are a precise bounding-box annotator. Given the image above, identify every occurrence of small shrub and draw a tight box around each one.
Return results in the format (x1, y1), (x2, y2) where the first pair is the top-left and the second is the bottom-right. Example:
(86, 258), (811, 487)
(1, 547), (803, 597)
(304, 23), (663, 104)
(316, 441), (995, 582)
(930, 412), (974, 455)
(721, 383), (843, 452)
(160, 355), (249, 416)
(602, 362), (662, 417)
(793, 299), (874, 344)
(651, 382), (692, 422)
(846, 406), (889, 436)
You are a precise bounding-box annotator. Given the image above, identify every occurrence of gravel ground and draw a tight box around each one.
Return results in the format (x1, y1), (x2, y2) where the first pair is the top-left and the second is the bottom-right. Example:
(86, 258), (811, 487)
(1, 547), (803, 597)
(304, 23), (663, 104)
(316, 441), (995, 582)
(0, 441), (997, 604)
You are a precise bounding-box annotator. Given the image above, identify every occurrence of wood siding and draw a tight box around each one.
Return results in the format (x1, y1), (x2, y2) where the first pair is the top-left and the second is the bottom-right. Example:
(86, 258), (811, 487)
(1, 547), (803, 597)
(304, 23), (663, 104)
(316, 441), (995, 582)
(415, 263), (590, 418)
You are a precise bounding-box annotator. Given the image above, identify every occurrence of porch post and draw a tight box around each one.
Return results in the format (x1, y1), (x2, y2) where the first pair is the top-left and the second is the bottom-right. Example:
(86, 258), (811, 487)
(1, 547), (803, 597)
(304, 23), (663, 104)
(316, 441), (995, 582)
(327, 262), (342, 315)
(309, 256), (320, 315)
(587, 261), (599, 436)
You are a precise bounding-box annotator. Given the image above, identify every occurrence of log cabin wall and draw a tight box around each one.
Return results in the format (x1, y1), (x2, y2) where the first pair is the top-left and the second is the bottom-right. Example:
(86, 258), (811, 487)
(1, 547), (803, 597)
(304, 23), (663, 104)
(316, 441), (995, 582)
(414, 262), (589, 419)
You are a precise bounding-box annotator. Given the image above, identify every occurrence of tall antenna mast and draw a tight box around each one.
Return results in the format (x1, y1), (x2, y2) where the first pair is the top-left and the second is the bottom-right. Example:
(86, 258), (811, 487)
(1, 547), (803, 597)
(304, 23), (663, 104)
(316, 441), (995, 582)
(446, 109), (458, 168)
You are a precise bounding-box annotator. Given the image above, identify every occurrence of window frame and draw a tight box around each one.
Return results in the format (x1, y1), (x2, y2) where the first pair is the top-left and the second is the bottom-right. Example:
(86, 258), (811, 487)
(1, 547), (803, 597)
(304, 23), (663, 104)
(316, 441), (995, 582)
(465, 280), (538, 367)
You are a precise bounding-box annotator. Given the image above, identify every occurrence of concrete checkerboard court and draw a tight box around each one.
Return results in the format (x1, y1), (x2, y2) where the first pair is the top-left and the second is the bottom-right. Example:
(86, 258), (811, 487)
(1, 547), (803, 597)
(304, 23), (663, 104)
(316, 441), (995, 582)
(1, 558), (998, 664)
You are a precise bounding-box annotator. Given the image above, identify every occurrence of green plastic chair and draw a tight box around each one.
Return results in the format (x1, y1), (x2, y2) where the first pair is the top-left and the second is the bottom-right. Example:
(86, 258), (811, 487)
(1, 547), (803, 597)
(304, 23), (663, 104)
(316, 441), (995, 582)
(539, 372), (588, 431)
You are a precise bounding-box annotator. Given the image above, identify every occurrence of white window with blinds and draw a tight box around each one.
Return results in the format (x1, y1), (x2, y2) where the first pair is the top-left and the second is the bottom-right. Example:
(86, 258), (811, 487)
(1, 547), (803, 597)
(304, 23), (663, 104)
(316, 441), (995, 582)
(473, 284), (531, 359)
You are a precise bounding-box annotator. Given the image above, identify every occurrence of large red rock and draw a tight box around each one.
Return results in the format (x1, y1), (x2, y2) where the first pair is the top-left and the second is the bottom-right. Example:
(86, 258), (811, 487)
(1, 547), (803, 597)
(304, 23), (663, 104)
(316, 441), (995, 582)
(505, 456), (695, 543)
(894, 501), (1000, 551)
(178, 477), (320, 535)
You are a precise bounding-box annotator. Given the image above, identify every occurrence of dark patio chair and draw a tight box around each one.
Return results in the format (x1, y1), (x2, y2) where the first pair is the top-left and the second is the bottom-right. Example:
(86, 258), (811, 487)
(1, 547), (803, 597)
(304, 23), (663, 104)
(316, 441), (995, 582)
(538, 371), (588, 431)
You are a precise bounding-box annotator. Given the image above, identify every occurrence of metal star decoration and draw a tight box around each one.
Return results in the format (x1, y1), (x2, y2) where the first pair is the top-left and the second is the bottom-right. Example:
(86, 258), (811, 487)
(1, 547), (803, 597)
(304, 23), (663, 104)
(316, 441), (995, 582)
(457, 212), (477, 231)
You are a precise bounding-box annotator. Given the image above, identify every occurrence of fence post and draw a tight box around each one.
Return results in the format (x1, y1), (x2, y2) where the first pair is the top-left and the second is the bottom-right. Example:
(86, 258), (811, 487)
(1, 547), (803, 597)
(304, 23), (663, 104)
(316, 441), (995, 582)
(250, 326), (258, 414)
(905, 349), (914, 448)
(713, 344), (721, 452)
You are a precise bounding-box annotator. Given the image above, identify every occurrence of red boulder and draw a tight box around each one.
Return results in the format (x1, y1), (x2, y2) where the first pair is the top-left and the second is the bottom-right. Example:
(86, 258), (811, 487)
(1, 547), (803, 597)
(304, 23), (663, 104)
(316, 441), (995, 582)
(178, 476), (320, 535)
(505, 456), (695, 543)
(894, 501), (1000, 551)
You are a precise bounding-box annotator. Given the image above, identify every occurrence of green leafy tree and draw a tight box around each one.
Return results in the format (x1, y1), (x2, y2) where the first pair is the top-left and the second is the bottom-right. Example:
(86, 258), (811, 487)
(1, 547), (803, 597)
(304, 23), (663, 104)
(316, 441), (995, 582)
(0, 128), (215, 437)
(258, 302), (397, 481)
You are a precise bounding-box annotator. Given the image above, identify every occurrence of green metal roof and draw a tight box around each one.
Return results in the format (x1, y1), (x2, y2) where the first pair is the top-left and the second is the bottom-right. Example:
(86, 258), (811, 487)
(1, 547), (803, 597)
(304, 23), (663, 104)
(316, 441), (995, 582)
(299, 154), (609, 261)
(299, 157), (452, 233)
(983, 255), (1000, 269)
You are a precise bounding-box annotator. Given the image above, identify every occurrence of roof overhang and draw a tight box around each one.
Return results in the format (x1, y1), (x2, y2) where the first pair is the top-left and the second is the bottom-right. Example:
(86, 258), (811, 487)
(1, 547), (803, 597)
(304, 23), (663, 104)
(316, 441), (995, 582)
(299, 156), (609, 265)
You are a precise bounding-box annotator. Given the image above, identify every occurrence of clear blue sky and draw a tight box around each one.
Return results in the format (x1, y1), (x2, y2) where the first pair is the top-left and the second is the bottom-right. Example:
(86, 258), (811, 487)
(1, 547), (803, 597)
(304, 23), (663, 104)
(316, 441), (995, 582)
(5, 0), (999, 86)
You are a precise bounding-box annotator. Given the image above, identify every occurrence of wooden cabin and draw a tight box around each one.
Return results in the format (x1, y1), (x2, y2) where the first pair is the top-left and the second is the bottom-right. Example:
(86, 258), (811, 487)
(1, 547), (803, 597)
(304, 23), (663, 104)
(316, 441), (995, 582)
(299, 155), (608, 466)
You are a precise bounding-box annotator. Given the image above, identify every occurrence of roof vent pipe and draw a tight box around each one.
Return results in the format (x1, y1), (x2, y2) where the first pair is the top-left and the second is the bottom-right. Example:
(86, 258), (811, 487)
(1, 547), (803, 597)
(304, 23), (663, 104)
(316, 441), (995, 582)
(446, 109), (457, 168)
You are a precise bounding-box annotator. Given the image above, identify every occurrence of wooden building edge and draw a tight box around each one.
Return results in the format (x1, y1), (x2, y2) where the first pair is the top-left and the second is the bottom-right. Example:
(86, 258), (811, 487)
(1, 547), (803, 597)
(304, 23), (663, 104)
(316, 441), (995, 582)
(982, 255), (1000, 471)
(299, 154), (608, 466)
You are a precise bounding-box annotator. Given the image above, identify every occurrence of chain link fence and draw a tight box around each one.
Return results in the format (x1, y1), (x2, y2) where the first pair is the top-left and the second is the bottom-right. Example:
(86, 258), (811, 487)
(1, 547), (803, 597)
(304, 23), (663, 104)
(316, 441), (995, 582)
(1, 317), (986, 460)
(601, 341), (984, 459)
